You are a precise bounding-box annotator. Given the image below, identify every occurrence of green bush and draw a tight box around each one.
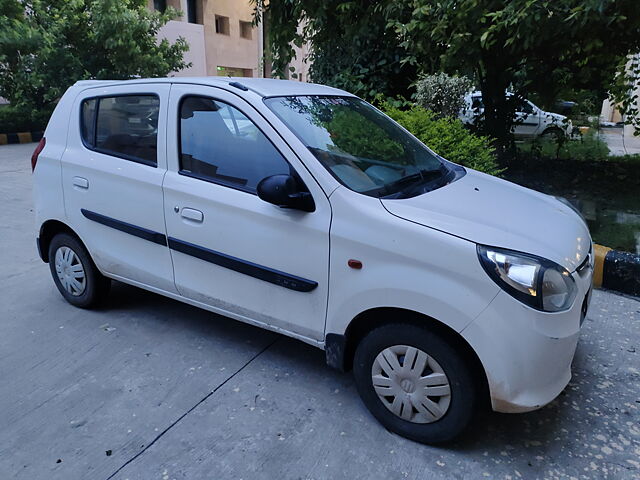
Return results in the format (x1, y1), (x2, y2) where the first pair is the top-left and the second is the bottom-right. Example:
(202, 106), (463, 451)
(381, 103), (503, 176)
(519, 130), (611, 162)
(0, 105), (51, 133)
(413, 73), (473, 119)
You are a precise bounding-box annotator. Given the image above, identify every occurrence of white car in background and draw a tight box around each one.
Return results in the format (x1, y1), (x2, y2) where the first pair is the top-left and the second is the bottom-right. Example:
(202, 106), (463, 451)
(460, 91), (573, 139)
(32, 77), (592, 444)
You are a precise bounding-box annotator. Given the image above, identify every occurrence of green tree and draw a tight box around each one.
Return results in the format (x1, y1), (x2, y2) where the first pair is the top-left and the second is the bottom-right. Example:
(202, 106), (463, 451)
(413, 73), (473, 119)
(258, 1), (640, 161)
(0, 0), (189, 111)
(253, 0), (417, 99)
(389, 0), (640, 160)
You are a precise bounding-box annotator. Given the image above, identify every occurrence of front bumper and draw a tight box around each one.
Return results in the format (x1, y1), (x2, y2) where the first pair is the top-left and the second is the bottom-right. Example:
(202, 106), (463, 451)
(462, 259), (593, 413)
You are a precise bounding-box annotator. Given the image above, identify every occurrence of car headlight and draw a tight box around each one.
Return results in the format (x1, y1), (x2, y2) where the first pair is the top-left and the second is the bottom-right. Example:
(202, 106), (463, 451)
(477, 245), (577, 312)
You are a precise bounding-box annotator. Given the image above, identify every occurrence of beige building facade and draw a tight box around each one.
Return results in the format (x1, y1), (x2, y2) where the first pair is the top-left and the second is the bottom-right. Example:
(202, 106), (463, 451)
(600, 54), (640, 136)
(148, 0), (264, 78)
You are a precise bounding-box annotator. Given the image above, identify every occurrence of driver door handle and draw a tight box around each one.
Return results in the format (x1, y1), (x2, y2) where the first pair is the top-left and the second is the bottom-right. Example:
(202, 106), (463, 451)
(72, 176), (89, 189)
(180, 207), (204, 223)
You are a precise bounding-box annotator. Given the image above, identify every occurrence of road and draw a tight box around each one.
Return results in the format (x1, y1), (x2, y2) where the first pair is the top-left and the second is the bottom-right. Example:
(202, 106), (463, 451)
(1, 143), (639, 480)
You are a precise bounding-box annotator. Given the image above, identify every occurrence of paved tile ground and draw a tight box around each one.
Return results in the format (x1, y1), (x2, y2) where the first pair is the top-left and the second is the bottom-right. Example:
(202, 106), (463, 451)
(1, 144), (639, 479)
(599, 127), (640, 156)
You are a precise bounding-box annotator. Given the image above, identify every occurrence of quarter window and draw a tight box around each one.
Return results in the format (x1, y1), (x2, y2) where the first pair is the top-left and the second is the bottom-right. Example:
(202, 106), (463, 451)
(81, 95), (160, 166)
(80, 98), (97, 148)
(179, 96), (290, 192)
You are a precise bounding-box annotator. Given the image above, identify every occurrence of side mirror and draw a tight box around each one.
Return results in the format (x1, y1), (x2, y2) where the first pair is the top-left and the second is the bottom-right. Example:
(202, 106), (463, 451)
(257, 174), (315, 212)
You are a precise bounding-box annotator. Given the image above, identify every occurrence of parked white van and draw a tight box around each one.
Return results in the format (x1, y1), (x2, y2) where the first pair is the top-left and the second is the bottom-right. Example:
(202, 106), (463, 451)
(32, 78), (593, 443)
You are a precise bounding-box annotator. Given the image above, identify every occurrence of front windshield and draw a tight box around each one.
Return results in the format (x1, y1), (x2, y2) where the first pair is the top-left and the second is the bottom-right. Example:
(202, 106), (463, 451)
(264, 95), (451, 198)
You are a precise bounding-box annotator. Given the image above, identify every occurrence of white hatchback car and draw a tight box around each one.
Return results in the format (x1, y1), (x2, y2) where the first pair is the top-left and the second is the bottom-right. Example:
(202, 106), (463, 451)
(32, 78), (593, 443)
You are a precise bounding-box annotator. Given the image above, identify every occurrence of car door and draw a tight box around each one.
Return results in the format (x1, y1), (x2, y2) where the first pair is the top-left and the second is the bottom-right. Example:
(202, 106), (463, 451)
(163, 84), (331, 342)
(513, 99), (540, 138)
(61, 84), (177, 293)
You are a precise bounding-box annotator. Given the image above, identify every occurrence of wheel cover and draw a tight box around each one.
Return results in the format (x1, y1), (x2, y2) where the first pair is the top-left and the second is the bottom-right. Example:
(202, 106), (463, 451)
(54, 246), (86, 296)
(371, 345), (451, 424)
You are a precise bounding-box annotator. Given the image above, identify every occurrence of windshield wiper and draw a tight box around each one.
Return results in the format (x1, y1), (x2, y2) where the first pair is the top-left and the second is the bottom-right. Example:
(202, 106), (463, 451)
(383, 166), (447, 196)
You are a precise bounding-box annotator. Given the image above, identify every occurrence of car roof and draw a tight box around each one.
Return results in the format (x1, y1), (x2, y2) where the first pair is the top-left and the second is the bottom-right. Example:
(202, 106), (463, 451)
(74, 77), (353, 98)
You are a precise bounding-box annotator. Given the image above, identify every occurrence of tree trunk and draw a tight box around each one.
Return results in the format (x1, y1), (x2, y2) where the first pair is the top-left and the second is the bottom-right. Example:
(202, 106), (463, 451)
(477, 58), (516, 167)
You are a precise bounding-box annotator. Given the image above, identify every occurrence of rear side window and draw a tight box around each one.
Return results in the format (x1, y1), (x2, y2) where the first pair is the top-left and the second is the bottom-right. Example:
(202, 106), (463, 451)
(80, 95), (160, 166)
(179, 96), (290, 192)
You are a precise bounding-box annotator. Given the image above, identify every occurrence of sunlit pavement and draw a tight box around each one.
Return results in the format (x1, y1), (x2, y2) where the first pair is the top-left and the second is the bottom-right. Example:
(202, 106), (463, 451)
(1, 143), (639, 480)
(599, 127), (640, 156)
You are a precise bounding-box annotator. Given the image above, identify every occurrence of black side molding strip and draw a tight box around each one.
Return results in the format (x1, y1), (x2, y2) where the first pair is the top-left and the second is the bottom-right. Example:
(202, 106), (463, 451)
(168, 237), (318, 293)
(81, 209), (167, 246)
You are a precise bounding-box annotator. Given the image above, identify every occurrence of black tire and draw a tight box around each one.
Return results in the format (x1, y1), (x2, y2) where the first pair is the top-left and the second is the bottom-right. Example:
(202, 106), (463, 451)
(48, 233), (110, 308)
(541, 127), (564, 141)
(353, 323), (477, 444)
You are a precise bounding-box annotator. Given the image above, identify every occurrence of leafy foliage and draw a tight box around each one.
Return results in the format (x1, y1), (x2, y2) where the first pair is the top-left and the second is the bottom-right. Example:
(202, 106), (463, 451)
(380, 102), (503, 176)
(0, 104), (50, 133)
(258, 1), (640, 160)
(519, 131), (611, 162)
(413, 73), (473, 119)
(609, 55), (640, 135)
(324, 109), (403, 161)
(252, 0), (417, 99)
(0, 0), (189, 111)
(389, 0), (640, 159)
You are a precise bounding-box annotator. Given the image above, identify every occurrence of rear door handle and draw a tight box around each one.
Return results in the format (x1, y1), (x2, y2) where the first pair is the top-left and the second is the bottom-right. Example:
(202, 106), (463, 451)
(180, 207), (204, 223)
(72, 176), (89, 189)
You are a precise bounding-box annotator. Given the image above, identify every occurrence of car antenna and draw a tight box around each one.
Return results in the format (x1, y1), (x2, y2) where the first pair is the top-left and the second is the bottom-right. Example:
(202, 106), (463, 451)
(229, 81), (249, 91)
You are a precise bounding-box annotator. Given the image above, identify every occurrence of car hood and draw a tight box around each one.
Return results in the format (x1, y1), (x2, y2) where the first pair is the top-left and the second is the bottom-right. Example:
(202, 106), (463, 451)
(380, 169), (591, 271)
(544, 111), (567, 122)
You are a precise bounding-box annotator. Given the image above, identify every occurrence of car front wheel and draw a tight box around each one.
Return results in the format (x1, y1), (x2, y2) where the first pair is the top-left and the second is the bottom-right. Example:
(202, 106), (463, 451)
(353, 323), (478, 443)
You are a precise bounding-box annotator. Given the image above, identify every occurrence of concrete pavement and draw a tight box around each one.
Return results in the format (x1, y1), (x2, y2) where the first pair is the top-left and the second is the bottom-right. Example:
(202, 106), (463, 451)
(599, 127), (640, 156)
(1, 143), (639, 479)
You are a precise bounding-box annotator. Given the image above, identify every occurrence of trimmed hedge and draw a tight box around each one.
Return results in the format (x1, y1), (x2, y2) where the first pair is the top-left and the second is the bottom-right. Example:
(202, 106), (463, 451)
(382, 103), (503, 176)
(0, 105), (51, 134)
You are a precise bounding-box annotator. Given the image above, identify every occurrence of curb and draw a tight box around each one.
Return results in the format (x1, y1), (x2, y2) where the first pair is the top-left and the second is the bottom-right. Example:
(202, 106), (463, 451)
(593, 243), (640, 297)
(0, 131), (43, 145)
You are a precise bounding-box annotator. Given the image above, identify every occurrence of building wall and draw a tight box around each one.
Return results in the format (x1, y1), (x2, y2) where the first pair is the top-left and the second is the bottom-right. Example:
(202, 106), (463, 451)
(600, 54), (640, 135)
(286, 22), (310, 82)
(158, 20), (207, 76)
(202, 0), (261, 77)
(149, 0), (262, 78)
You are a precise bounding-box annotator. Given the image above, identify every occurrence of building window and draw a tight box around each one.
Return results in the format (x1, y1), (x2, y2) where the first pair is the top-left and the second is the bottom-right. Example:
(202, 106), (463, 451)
(215, 15), (230, 35)
(153, 0), (167, 12)
(239, 21), (253, 40)
(216, 66), (253, 78)
(186, 0), (199, 24)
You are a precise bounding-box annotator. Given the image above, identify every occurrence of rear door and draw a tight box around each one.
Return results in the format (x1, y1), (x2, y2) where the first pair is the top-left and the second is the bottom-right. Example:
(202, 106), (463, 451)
(61, 84), (176, 293)
(162, 84), (331, 342)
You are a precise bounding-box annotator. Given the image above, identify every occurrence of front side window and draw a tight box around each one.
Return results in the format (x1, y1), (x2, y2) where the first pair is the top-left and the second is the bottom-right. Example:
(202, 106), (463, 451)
(81, 95), (160, 166)
(264, 96), (454, 198)
(516, 99), (535, 115)
(179, 96), (290, 192)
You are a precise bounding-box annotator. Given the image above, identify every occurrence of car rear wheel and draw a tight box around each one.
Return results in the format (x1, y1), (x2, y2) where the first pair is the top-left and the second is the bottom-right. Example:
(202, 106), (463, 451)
(48, 233), (110, 308)
(353, 323), (477, 443)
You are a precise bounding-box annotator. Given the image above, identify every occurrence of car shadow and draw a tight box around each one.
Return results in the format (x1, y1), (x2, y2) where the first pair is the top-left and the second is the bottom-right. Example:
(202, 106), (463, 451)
(104, 280), (576, 452)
